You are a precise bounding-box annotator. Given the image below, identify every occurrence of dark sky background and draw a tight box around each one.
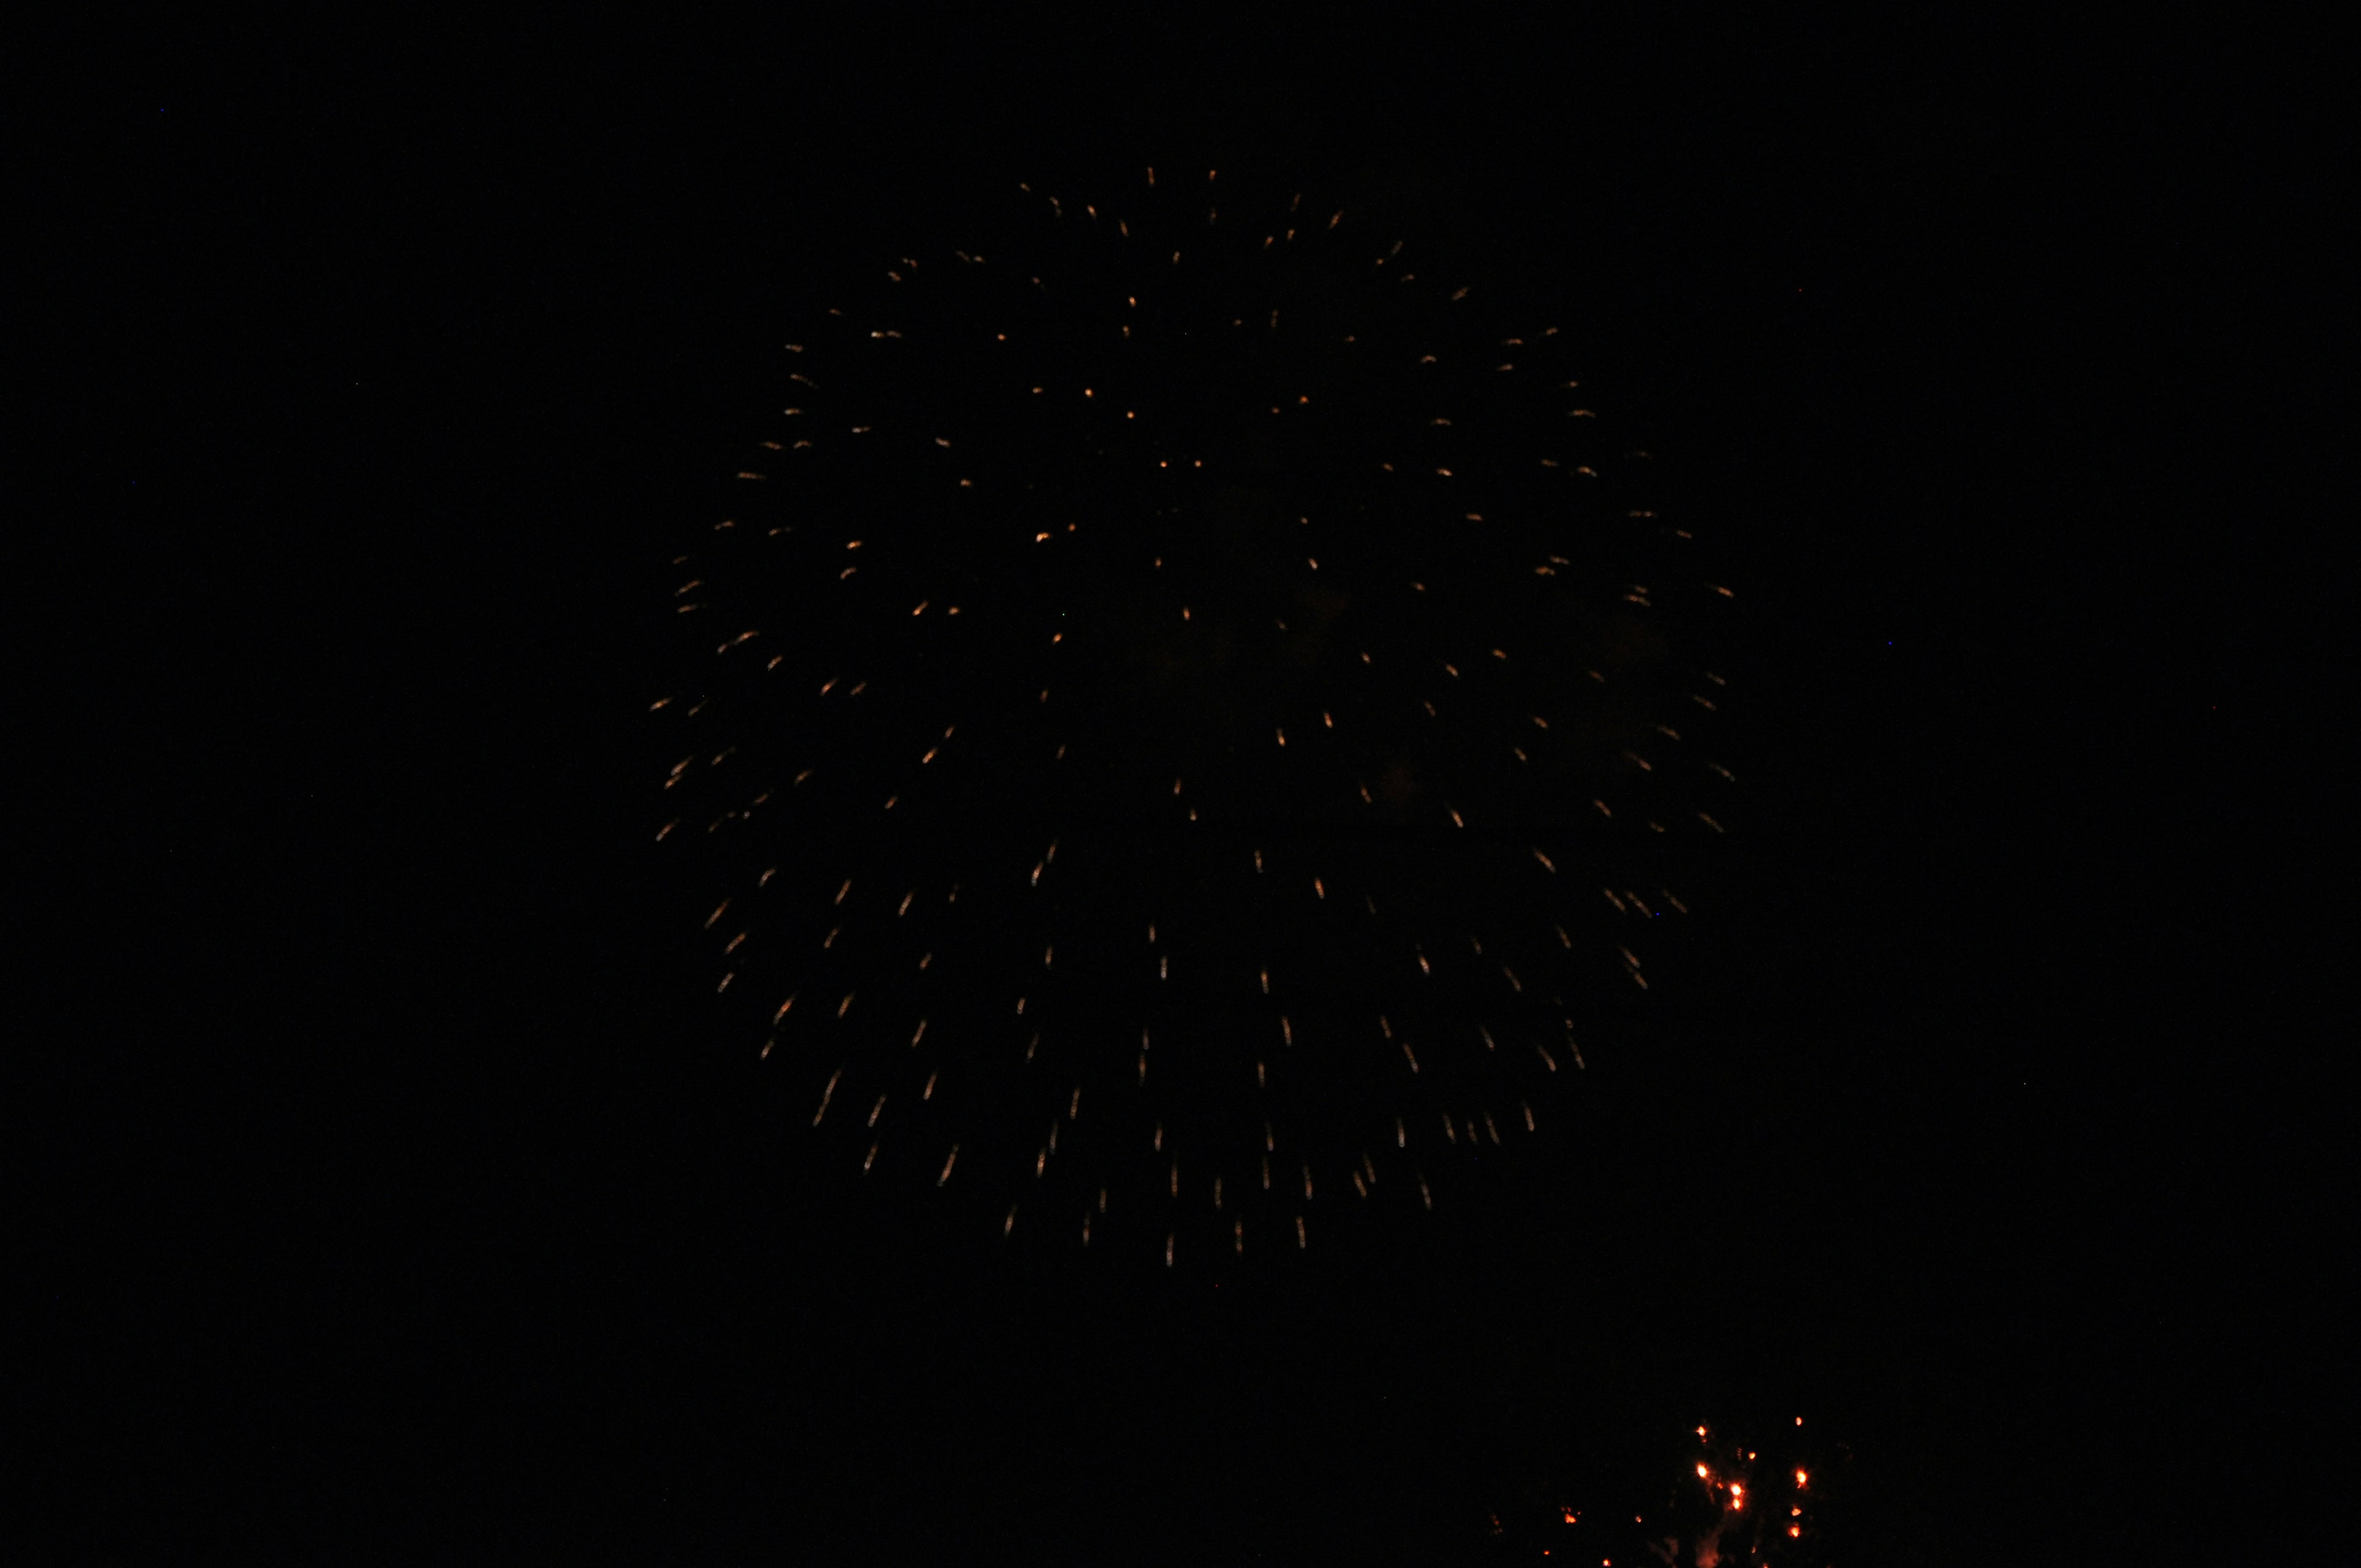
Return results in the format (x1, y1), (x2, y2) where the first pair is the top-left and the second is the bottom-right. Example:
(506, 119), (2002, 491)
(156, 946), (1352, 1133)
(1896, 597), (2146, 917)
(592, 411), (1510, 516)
(30, 10), (2344, 1563)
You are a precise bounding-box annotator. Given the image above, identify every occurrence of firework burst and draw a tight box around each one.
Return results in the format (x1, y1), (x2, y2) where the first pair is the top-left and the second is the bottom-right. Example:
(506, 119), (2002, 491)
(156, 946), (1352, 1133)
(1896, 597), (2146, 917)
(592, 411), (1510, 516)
(654, 166), (1736, 1260)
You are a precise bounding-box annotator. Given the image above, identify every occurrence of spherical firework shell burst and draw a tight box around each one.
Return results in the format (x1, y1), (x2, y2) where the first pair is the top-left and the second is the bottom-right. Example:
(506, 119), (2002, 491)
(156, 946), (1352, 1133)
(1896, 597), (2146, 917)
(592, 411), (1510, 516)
(660, 168), (1733, 1260)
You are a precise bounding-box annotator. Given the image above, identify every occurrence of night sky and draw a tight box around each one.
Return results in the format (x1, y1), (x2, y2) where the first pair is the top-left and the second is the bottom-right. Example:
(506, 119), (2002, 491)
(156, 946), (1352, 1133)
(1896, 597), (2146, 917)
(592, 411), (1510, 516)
(30, 12), (2341, 1564)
